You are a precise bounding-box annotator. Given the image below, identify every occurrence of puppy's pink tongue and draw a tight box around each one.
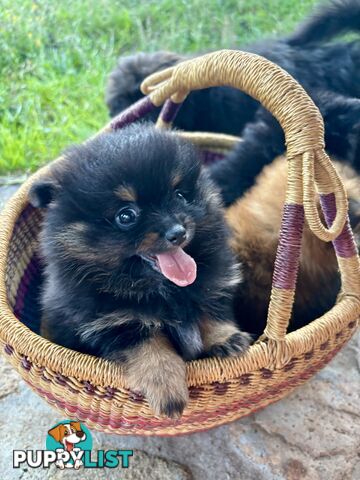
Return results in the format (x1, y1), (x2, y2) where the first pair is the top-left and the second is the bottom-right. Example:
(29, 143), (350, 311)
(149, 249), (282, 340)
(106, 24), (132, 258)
(156, 247), (197, 287)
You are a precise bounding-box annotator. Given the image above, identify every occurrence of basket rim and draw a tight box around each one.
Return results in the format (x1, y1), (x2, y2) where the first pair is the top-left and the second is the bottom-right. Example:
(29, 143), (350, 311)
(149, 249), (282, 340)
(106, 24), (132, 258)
(0, 131), (359, 391)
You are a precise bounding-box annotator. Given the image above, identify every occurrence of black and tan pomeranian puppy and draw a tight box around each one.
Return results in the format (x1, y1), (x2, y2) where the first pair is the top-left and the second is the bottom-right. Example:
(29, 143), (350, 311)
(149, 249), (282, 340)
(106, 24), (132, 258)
(106, 0), (360, 205)
(29, 124), (250, 418)
(227, 156), (360, 336)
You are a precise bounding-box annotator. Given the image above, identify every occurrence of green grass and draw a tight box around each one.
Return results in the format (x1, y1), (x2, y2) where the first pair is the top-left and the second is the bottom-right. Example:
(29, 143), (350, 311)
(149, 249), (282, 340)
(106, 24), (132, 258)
(0, 0), (318, 174)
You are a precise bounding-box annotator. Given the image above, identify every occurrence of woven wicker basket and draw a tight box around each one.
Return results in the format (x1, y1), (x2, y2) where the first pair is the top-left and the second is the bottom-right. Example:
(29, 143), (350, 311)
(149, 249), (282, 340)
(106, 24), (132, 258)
(0, 50), (359, 436)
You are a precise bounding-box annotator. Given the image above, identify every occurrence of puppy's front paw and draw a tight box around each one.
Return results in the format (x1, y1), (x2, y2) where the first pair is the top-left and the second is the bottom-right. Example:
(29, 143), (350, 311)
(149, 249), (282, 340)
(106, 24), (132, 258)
(208, 331), (252, 358)
(201, 319), (252, 358)
(147, 378), (189, 419)
(124, 334), (189, 419)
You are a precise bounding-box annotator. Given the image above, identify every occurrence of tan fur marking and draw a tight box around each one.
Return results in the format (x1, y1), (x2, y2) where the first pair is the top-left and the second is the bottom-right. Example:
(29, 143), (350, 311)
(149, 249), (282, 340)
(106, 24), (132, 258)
(200, 318), (241, 351)
(226, 156), (360, 319)
(115, 185), (137, 202)
(53, 223), (120, 268)
(123, 333), (188, 418)
(68, 222), (88, 233)
(77, 311), (161, 341)
(40, 313), (53, 341)
(137, 232), (159, 252)
(54, 226), (95, 261)
(171, 173), (182, 188)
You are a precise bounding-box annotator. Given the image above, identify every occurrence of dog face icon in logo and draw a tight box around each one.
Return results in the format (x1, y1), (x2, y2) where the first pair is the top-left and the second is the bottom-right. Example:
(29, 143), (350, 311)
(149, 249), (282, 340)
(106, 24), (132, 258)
(47, 421), (92, 469)
(48, 421), (86, 451)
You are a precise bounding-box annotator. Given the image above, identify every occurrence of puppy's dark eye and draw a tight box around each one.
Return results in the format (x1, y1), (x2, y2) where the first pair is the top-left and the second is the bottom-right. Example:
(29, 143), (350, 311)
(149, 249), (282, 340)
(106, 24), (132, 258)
(115, 207), (139, 229)
(175, 190), (187, 202)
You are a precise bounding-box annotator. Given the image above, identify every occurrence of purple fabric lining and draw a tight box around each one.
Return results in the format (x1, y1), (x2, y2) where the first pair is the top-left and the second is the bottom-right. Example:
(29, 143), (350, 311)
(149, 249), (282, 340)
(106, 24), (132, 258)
(160, 99), (183, 123)
(111, 97), (156, 130)
(320, 193), (357, 258)
(272, 204), (304, 290)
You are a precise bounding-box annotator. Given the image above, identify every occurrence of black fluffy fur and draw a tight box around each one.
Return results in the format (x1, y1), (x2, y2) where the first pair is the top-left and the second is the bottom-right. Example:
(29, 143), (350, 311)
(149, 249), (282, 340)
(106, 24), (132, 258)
(105, 0), (360, 205)
(29, 124), (246, 362)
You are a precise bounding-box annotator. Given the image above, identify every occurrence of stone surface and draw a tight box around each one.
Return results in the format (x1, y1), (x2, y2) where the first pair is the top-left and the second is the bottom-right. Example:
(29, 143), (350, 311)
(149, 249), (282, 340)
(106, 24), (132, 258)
(49, 449), (192, 480)
(1, 332), (358, 480)
(0, 184), (359, 479)
(0, 358), (20, 400)
(0, 183), (22, 210)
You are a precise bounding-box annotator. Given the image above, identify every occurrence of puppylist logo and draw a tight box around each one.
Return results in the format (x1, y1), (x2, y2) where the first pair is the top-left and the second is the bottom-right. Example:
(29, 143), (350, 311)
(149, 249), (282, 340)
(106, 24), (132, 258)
(13, 420), (133, 470)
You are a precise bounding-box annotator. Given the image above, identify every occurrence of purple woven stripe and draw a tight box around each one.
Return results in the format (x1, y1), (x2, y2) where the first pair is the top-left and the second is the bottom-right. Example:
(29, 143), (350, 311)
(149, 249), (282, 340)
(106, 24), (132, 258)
(111, 97), (156, 130)
(272, 204), (304, 290)
(160, 99), (183, 123)
(14, 203), (36, 230)
(320, 193), (357, 258)
(14, 256), (39, 318)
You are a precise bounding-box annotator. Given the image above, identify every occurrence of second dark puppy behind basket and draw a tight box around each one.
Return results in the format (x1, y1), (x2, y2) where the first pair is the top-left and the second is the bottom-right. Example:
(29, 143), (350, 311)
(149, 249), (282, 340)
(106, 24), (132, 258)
(106, 0), (360, 205)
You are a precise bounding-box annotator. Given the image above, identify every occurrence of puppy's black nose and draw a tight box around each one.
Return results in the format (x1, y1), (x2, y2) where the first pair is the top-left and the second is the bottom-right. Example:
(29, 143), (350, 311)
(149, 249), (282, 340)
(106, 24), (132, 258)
(76, 431), (85, 438)
(165, 224), (187, 245)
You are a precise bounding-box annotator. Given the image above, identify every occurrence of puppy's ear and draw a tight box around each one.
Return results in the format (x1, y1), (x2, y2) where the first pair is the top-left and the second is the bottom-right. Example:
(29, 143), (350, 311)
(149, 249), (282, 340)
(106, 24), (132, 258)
(48, 424), (65, 443)
(28, 179), (59, 208)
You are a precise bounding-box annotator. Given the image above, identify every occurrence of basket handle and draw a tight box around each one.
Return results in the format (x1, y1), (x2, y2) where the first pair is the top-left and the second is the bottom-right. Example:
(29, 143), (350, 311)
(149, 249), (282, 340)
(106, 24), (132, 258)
(141, 50), (348, 242)
(139, 49), (360, 341)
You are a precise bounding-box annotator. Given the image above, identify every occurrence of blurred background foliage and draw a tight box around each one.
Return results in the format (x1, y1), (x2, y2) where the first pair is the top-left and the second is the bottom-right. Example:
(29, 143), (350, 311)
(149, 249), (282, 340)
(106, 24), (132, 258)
(0, 0), (317, 173)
